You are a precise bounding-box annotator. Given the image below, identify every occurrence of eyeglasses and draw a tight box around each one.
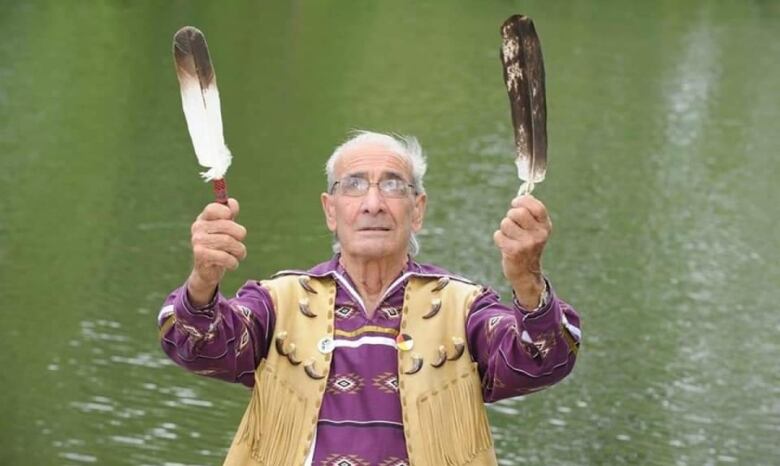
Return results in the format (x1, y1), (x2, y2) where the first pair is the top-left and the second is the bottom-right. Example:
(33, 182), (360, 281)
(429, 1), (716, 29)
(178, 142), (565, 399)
(330, 175), (416, 198)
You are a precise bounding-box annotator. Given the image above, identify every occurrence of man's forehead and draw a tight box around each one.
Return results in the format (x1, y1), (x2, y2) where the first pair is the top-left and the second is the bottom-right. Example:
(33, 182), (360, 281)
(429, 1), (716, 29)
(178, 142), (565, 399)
(335, 143), (412, 176)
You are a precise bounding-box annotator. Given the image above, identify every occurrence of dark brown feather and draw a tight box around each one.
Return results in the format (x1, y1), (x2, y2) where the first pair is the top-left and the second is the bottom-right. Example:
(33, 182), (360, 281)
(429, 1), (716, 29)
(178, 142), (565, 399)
(500, 15), (548, 189)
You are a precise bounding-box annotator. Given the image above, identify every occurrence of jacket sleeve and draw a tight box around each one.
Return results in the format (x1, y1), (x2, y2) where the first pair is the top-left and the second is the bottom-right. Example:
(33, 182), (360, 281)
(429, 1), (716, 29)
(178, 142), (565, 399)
(157, 280), (276, 388)
(465, 279), (581, 402)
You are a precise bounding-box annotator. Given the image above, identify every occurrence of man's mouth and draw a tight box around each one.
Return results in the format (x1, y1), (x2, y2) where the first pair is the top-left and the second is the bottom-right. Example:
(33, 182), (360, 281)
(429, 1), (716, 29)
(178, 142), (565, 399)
(359, 227), (391, 231)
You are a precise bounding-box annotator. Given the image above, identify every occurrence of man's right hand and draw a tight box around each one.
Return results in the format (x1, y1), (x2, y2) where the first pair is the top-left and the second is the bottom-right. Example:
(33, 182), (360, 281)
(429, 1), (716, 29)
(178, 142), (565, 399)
(187, 198), (247, 307)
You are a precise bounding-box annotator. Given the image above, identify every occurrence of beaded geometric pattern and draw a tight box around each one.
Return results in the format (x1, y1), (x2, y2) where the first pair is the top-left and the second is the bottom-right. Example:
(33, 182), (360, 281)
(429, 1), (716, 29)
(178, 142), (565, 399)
(234, 304), (253, 325)
(320, 454), (370, 466)
(379, 306), (401, 320)
(327, 373), (365, 395)
(335, 306), (356, 320)
(372, 372), (399, 394)
(236, 328), (250, 354)
(486, 314), (504, 341)
(378, 458), (409, 466)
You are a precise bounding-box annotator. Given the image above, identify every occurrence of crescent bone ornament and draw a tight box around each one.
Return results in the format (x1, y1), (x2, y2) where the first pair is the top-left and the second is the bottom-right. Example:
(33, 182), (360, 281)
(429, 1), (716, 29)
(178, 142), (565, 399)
(285, 343), (302, 366)
(431, 277), (450, 293)
(274, 331), (289, 356)
(304, 360), (326, 380)
(448, 337), (466, 361)
(298, 298), (317, 318)
(404, 353), (424, 375)
(431, 345), (448, 368)
(422, 298), (442, 320)
(298, 276), (318, 294)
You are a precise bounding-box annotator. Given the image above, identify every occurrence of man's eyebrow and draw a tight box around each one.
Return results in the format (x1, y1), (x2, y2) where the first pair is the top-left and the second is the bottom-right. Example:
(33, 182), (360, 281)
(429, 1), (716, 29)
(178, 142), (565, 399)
(343, 171), (406, 181)
(379, 171), (405, 181)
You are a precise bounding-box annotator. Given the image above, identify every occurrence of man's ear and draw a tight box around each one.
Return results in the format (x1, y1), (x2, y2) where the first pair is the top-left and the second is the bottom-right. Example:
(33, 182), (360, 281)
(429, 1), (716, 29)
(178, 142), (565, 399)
(321, 193), (337, 232)
(411, 193), (427, 232)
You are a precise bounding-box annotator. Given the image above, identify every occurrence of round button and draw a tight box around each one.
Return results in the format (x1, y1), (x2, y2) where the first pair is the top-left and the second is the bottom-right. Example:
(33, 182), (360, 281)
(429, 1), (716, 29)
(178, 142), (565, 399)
(317, 336), (335, 354)
(396, 333), (414, 351)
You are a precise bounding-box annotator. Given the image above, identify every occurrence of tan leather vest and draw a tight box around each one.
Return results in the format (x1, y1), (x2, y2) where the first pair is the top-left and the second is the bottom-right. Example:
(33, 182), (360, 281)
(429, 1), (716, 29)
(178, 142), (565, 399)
(223, 274), (497, 466)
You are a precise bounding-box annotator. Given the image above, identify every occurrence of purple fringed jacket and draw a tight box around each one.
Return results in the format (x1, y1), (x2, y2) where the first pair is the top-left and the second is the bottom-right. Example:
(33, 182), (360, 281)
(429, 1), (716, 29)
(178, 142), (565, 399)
(159, 256), (581, 466)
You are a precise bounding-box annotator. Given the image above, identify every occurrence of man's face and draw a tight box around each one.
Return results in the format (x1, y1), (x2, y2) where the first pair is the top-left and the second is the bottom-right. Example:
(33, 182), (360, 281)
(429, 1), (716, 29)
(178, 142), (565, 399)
(321, 143), (426, 261)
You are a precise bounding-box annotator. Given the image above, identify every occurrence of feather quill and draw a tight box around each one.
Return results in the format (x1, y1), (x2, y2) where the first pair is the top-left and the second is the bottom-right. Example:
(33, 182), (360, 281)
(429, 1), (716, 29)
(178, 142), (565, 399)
(172, 26), (232, 188)
(500, 15), (547, 195)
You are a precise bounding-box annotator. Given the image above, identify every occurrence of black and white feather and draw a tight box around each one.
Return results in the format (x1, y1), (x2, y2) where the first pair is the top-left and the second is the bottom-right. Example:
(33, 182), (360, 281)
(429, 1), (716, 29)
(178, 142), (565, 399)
(173, 26), (232, 182)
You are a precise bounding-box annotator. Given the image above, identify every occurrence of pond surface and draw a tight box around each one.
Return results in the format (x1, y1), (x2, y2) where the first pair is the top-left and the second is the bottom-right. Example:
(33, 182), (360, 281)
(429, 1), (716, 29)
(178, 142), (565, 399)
(1, 1), (778, 465)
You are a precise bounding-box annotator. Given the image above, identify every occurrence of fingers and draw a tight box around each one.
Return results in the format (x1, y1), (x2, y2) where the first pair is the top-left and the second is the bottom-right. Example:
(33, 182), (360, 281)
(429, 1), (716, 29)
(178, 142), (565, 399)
(504, 195), (552, 236)
(511, 195), (549, 223)
(503, 205), (551, 235)
(493, 229), (535, 255)
(193, 246), (241, 271)
(192, 233), (247, 261)
(506, 207), (538, 231)
(227, 198), (240, 218)
(193, 219), (247, 241)
(199, 203), (232, 221)
(500, 216), (527, 240)
(199, 198), (240, 221)
(191, 198), (248, 275)
(493, 229), (511, 251)
(495, 194), (552, 259)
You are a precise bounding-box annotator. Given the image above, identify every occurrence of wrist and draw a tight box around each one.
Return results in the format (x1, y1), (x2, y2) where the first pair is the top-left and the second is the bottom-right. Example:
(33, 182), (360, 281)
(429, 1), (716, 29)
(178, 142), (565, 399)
(186, 271), (218, 308)
(511, 273), (545, 309)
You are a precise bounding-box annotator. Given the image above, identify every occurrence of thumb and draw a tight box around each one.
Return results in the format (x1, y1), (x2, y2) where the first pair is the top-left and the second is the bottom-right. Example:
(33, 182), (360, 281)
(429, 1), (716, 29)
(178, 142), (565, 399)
(227, 198), (240, 218)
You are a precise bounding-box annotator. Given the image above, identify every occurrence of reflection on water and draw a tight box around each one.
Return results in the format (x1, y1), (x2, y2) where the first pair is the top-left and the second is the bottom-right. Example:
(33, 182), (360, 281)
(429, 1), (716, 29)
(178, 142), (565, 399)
(49, 313), (231, 465)
(1, 0), (779, 465)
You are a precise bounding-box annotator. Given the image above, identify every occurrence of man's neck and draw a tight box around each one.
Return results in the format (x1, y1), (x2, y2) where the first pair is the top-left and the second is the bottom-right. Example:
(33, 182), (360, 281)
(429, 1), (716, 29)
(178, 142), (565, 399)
(339, 253), (408, 313)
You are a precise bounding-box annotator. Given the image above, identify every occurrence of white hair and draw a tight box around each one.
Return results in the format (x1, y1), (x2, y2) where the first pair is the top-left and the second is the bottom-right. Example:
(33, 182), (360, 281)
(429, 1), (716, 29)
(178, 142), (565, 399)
(325, 130), (427, 256)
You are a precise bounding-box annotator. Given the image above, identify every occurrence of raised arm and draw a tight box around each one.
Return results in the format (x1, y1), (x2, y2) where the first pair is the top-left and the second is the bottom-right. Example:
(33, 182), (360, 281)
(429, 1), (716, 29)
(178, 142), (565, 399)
(186, 198), (247, 306)
(157, 199), (275, 387)
(468, 194), (581, 400)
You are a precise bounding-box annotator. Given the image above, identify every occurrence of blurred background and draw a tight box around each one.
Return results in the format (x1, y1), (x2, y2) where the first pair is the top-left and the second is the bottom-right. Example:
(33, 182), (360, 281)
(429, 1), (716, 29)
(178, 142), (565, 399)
(1, 0), (778, 465)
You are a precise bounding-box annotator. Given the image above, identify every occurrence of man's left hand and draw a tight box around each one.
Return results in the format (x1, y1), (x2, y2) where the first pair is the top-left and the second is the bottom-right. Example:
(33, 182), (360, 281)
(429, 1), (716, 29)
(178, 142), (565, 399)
(493, 194), (552, 309)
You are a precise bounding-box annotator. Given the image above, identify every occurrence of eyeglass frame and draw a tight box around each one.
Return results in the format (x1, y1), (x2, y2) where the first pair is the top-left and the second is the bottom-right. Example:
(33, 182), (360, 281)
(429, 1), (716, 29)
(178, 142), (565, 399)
(329, 174), (418, 198)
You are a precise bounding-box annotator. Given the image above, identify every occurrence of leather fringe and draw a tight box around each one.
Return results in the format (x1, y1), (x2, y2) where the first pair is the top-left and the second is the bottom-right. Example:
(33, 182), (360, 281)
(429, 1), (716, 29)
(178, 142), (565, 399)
(417, 370), (493, 465)
(238, 364), (308, 465)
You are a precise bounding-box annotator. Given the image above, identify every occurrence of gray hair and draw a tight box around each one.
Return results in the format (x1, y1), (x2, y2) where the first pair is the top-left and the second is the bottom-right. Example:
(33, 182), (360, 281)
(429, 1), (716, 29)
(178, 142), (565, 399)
(325, 130), (427, 256)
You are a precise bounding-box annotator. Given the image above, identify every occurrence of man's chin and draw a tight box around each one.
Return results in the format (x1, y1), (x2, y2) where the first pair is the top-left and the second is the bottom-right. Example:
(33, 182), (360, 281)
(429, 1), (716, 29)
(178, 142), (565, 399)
(342, 238), (405, 260)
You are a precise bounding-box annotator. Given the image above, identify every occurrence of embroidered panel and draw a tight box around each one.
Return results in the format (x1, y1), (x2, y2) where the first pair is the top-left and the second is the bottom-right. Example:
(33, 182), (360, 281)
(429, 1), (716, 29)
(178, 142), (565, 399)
(320, 454), (371, 466)
(372, 372), (399, 394)
(327, 373), (366, 395)
(378, 457), (409, 466)
(335, 306), (356, 320)
(379, 306), (401, 320)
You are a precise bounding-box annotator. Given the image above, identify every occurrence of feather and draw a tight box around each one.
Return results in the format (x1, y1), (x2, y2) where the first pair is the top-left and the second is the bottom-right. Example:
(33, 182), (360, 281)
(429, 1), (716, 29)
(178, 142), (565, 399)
(500, 15), (547, 195)
(172, 26), (232, 183)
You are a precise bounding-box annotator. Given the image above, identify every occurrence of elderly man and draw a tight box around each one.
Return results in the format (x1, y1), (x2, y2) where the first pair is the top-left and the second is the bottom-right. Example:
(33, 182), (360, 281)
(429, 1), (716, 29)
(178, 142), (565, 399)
(158, 131), (581, 466)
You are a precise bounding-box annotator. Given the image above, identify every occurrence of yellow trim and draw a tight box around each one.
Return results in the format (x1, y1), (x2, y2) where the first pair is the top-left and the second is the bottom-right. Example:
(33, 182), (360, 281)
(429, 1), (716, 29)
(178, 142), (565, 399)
(334, 325), (399, 339)
(562, 325), (579, 356)
(159, 314), (176, 339)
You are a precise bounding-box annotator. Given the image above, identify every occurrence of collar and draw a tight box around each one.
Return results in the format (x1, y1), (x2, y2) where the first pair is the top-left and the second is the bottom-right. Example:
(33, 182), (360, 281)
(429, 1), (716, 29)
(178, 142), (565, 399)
(272, 254), (474, 313)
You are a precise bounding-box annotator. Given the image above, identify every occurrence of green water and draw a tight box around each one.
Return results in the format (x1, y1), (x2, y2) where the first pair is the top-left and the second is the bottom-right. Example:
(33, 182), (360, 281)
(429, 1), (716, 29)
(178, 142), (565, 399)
(2, 1), (778, 465)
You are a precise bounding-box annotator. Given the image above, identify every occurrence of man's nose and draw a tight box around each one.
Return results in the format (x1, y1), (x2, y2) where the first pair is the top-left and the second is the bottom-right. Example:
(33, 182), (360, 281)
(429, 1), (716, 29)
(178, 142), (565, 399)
(360, 184), (385, 214)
